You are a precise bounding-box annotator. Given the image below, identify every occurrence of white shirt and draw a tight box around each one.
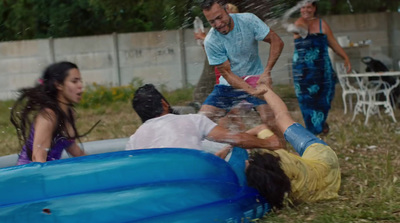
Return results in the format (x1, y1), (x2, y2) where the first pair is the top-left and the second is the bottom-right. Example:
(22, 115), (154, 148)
(126, 114), (217, 151)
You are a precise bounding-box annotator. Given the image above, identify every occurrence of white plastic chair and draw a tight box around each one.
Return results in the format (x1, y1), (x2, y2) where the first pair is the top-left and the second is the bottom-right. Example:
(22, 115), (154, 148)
(350, 72), (398, 125)
(363, 78), (398, 124)
(335, 63), (359, 114)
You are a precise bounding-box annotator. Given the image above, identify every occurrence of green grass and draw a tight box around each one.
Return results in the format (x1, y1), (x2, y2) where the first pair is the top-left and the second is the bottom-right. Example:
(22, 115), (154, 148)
(1, 84), (399, 222)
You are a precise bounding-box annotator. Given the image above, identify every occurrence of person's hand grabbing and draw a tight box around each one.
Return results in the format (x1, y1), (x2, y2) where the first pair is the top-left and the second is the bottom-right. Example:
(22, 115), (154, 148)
(251, 84), (269, 98)
(257, 71), (273, 88)
(194, 32), (206, 40)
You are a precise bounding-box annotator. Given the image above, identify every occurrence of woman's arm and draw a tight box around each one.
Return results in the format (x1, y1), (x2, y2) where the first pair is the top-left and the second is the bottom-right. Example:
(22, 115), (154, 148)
(322, 19), (352, 72)
(31, 109), (57, 162)
(253, 85), (296, 134)
(66, 142), (86, 157)
(206, 125), (283, 150)
(259, 30), (284, 87)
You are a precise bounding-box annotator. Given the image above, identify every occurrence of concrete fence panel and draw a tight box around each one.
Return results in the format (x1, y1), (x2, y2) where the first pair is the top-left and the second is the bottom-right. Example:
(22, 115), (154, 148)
(0, 12), (399, 100)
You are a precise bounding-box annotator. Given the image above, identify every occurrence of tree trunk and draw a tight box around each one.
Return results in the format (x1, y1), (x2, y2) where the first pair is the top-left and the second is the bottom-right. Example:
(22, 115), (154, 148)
(193, 58), (215, 103)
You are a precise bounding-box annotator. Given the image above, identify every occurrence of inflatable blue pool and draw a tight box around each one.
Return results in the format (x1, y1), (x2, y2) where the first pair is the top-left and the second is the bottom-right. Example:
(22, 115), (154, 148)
(0, 148), (269, 222)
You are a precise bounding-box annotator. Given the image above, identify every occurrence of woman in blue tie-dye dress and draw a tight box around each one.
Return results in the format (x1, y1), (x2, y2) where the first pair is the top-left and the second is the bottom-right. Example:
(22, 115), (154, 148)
(291, 1), (351, 134)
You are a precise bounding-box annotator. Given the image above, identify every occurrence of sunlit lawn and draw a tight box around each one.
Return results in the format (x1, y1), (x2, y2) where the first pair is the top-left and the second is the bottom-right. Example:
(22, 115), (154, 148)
(0, 84), (399, 222)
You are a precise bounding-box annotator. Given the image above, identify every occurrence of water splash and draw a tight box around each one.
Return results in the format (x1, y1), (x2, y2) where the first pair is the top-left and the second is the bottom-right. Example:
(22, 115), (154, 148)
(281, 0), (317, 38)
(281, 0), (317, 26)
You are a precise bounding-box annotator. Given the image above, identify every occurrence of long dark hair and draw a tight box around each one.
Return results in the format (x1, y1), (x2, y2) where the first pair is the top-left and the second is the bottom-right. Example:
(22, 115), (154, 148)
(10, 61), (82, 159)
(246, 152), (291, 209)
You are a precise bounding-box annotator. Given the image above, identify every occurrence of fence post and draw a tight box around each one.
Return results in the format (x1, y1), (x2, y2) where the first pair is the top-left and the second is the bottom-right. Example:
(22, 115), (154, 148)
(178, 29), (188, 88)
(112, 32), (121, 86)
(387, 12), (400, 70)
(49, 37), (56, 63)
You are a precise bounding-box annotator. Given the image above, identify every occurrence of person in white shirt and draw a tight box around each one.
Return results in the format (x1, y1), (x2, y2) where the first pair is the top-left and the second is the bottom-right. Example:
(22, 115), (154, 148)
(125, 84), (281, 153)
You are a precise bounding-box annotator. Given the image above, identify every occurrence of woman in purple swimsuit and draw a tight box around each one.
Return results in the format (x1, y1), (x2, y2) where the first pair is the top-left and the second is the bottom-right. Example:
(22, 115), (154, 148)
(11, 62), (88, 164)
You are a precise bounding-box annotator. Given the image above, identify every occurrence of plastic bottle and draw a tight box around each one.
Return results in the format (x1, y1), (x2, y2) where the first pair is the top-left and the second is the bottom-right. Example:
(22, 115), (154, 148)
(193, 16), (204, 46)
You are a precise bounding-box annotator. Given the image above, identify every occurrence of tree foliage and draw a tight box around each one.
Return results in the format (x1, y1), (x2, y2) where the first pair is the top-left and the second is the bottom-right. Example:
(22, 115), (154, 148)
(229, 0), (400, 21)
(0, 0), (196, 41)
(0, 0), (399, 41)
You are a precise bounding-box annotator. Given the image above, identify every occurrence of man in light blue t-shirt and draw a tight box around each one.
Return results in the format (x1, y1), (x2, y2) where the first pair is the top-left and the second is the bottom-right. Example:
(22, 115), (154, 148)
(199, 0), (284, 136)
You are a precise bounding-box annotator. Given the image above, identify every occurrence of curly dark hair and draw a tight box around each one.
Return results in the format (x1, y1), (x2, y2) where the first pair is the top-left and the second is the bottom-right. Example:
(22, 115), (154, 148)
(246, 152), (291, 209)
(132, 84), (178, 123)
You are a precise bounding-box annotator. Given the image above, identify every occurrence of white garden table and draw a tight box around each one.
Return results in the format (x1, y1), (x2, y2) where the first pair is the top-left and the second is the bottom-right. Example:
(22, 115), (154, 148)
(345, 72), (400, 125)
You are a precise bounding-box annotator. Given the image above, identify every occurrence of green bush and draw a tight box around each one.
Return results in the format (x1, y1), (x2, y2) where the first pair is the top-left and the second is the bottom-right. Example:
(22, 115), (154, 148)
(79, 78), (195, 108)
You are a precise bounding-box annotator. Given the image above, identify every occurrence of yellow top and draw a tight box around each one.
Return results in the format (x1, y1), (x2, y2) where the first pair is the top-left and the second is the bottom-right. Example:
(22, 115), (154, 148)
(257, 129), (341, 202)
(275, 144), (341, 202)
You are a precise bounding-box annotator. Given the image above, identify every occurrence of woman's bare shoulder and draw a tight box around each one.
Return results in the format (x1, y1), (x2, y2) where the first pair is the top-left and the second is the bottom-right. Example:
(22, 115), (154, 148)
(320, 18), (332, 33)
(37, 108), (57, 123)
(294, 17), (307, 26)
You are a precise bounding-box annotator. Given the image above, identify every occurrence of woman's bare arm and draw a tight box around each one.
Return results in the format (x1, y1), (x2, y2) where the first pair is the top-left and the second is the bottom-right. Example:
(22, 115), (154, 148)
(206, 125), (283, 150)
(32, 109), (57, 162)
(323, 19), (351, 72)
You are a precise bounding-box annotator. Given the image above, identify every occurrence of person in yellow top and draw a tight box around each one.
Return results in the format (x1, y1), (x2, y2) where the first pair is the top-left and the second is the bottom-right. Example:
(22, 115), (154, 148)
(244, 84), (341, 208)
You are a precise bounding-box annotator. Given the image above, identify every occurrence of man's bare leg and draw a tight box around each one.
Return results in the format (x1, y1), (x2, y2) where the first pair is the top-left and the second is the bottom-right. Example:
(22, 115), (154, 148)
(199, 104), (226, 122)
(200, 104), (247, 132)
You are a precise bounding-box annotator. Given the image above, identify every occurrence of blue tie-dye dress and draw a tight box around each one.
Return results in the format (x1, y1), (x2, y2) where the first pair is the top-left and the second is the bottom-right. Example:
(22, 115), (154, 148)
(292, 19), (336, 134)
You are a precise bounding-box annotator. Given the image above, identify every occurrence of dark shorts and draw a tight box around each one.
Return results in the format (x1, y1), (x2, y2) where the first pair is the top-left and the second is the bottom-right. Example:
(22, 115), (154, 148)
(203, 85), (266, 110)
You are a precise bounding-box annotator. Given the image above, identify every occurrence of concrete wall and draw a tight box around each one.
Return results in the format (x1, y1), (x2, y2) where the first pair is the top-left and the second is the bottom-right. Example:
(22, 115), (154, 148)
(323, 12), (399, 71)
(0, 12), (398, 100)
(0, 39), (53, 99)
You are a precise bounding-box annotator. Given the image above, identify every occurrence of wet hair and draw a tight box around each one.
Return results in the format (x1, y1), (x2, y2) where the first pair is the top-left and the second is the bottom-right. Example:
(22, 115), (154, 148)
(132, 84), (178, 123)
(10, 61), (83, 160)
(200, 0), (227, 11)
(246, 152), (291, 209)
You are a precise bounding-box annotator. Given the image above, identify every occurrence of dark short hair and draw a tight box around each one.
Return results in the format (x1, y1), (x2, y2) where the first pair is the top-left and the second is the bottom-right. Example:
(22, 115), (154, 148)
(132, 84), (178, 123)
(200, 0), (226, 10)
(246, 152), (291, 209)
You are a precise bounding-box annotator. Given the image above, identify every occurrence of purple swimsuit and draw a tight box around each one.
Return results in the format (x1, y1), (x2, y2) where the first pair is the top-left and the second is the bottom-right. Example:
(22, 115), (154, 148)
(17, 127), (75, 165)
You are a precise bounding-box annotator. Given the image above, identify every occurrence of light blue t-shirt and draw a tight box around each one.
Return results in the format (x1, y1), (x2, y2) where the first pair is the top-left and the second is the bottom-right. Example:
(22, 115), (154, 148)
(204, 13), (270, 86)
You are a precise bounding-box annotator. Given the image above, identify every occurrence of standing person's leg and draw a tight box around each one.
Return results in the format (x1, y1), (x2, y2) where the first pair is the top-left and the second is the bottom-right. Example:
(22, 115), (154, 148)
(199, 104), (226, 121)
(199, 85), (243, 123)
(294, 81), (320, 134)
(217, 107), (246, 131)
(319, 76), (336, 134)
(199, 85), (233, 121)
